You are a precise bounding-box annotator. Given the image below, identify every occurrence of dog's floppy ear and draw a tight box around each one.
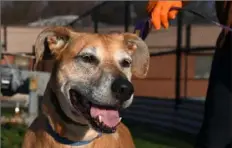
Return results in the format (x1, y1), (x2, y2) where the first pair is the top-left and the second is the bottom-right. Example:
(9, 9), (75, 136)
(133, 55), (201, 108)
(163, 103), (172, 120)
(34, 26), (75, 69)
(123, 33), (150, 78)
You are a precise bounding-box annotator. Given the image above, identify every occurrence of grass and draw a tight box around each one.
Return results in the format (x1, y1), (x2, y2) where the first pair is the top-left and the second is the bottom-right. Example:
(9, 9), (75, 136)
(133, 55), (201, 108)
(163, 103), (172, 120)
(1, 123), (27, 148)
(133, 132), (193, 148)
(1, 122), (195, 148)
(124, 120), (194, 148)
(1, 108), (195, 148)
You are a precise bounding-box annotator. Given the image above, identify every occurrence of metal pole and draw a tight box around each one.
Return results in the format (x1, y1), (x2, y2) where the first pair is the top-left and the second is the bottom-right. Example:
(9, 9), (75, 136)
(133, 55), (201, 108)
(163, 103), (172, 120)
(32, 45), (36, 69)
(93, 10), (99, 33)
(184, 24), (191, 99)
(0, 26), (7, 96)
(3, 25), (7, 51)
(124, 1), (131, 32)
(0, 27), (3, 96)
(175, 11), (183, 110)
(0, 39), (2, 60)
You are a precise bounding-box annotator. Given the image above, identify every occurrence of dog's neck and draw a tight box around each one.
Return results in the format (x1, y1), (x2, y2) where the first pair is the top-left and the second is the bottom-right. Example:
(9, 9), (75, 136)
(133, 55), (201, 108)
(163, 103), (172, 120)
(41, 81), (99, 142)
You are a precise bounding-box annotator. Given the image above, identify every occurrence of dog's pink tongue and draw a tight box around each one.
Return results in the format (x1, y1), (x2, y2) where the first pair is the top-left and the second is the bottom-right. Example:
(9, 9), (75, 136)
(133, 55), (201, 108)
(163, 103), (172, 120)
(90, 106), (120, 127)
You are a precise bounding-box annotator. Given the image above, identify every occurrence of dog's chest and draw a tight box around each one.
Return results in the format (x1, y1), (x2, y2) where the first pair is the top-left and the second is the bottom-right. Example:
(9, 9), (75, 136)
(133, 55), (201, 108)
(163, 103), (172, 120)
(23, 116), (134, 148)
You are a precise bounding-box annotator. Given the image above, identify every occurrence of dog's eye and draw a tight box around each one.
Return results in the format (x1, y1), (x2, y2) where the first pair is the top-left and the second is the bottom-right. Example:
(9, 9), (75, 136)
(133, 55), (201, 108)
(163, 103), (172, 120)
(120, 59), (132, 68)
(80, 54), (98, 64)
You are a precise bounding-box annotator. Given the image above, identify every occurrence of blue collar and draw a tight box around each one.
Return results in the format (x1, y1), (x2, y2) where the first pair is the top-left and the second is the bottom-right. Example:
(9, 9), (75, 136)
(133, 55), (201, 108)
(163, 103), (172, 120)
(46, 119), (102, 146)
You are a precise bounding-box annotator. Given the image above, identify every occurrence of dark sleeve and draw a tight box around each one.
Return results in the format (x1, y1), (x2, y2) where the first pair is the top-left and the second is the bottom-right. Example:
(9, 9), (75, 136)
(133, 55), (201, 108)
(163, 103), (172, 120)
(215, 1), (232, 48)
(215, 1), (232, 26)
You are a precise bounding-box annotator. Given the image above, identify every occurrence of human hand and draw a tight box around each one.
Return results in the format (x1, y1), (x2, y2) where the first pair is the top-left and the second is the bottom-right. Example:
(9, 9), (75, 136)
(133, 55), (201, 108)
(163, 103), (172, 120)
(147, 1), (183, 30)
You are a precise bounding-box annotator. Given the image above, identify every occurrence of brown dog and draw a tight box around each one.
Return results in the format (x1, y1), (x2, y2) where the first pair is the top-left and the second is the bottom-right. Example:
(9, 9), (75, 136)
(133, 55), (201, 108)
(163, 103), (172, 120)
(22, 27), (150, 148)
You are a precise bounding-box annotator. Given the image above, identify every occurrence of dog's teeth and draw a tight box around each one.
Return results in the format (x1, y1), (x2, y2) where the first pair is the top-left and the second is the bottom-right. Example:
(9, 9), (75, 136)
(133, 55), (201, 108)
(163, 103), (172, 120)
(119, 117), (122, 122)
(98, 115), (102, 122)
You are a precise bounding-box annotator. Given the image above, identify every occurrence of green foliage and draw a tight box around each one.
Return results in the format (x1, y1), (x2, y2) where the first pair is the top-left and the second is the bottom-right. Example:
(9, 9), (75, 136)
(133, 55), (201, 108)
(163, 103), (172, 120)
(1, 124), (27, 148)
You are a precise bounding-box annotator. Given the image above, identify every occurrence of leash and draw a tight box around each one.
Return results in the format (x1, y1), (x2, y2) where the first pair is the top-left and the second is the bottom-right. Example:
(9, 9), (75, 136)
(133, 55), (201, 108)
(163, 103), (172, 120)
(46, 119), (102, 146)
(134, 7), (232, 40)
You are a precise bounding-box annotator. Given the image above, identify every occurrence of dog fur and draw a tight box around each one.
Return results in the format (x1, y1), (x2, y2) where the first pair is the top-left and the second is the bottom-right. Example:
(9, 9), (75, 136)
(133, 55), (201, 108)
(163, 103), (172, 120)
(22, 27), (150, 148)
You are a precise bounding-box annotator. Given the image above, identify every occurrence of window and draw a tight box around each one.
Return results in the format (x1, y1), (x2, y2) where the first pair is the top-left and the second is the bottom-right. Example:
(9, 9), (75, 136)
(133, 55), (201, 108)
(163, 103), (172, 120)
(195, 55), (213, 79)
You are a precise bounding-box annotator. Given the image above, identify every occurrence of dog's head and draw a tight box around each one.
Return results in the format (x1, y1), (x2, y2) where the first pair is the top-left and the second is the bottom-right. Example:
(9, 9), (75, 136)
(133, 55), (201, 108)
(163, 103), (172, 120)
(35, 27), (150, 133)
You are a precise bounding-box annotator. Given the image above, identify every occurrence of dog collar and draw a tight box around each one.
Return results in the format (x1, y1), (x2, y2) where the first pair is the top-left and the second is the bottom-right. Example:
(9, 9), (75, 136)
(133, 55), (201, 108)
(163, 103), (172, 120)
(46, 119), (102, 146)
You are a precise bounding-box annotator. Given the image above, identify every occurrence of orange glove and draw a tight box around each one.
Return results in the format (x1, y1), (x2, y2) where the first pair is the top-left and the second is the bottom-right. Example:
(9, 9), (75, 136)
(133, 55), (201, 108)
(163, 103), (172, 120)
(147, 1), (183, 30)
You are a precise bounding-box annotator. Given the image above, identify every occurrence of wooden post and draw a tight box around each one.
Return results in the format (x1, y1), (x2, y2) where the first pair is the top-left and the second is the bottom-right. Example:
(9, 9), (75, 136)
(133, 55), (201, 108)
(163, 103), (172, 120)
(28, 75), (39, 117)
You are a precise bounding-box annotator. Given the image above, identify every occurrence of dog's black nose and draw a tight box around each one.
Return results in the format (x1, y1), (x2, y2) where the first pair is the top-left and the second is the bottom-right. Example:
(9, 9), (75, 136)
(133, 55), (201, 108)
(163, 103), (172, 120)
(111, 77), (134, 102)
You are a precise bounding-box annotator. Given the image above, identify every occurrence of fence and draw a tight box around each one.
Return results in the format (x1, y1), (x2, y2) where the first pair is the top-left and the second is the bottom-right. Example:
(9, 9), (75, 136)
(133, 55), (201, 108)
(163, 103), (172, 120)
(121, 96), (205, 136)
(1, 1), (218, 135)
(77, 2), (214, 136)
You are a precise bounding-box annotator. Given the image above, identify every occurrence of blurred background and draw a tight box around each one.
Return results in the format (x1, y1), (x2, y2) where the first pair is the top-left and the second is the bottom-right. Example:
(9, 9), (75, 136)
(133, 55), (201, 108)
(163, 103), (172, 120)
(1, 1), (219, 148)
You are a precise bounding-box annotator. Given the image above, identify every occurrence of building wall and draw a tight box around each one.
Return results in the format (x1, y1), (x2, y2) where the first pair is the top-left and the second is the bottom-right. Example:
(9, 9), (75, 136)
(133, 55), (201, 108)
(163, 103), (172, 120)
(132, 54), (209, 98)
(35, 53), (209, 99)
(1, 25), (218, 99)
(1, 25), (221, 53)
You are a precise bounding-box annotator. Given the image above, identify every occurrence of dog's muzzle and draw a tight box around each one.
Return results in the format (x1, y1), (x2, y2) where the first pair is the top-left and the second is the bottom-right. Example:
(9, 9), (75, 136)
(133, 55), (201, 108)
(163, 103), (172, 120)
(69, 76), (134, 133)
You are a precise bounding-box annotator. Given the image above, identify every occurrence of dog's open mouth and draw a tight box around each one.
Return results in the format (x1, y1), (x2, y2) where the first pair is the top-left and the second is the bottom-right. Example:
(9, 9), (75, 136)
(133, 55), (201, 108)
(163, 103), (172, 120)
(69, 89), (121, 133)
